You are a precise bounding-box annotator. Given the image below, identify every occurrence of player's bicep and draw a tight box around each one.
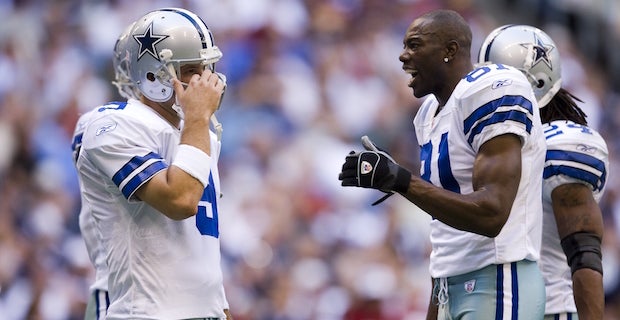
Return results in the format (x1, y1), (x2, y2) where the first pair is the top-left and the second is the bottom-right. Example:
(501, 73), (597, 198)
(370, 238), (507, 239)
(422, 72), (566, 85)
(134, 166), (192, 201)
(134, 169), (166, 201)
(472, 133), (523, 215)
(551, 183), (604, 238)
(135, 165), (204, 220)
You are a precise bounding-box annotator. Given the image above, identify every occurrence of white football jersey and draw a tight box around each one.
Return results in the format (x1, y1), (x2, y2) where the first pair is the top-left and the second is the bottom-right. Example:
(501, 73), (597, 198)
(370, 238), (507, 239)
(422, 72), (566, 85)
(414, 64), (546, 278)
(72, 109), (110, 293)
(75, 99), (228, 319)
(540, 120), (609, 314)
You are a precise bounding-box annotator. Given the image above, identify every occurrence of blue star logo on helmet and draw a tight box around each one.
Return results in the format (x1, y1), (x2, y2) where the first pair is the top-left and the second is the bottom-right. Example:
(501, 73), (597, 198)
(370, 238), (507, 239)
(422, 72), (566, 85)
(522, 33), (555, 70)
(133, 22), (168, 61)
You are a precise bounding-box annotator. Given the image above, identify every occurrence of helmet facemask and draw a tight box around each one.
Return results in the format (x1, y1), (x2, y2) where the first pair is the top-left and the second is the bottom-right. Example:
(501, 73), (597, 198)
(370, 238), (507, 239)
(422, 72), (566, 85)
(156, 47), (222, 87)
(112, 21), (139, 100)
(157, 47), (227, 119)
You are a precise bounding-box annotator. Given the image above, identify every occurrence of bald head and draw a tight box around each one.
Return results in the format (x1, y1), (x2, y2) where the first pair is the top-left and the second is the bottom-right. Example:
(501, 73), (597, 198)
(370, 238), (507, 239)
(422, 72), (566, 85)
(416, 9), (472, 56)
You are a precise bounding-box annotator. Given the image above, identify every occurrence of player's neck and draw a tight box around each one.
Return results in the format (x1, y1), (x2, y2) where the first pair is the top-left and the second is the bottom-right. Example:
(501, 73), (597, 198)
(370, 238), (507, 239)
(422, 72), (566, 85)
(144, 99), (182, 128)
(435, 61), (473, 116)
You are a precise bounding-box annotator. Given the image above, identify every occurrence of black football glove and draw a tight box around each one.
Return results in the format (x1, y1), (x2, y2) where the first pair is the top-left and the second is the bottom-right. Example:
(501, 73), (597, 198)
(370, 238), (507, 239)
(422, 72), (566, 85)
(339, 136), (411, 204)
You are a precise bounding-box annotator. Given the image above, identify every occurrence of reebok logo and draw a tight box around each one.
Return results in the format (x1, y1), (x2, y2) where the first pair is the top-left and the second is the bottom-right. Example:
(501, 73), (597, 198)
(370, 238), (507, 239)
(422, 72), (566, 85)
(96, 122), (117, 136)
(492, 79), (512, 89)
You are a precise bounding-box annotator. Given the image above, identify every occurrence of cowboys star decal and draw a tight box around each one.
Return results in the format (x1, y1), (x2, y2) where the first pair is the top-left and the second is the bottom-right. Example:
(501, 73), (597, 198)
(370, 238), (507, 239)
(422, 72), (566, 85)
(133, 22), (168, 60)
(521, 32), (555, 69)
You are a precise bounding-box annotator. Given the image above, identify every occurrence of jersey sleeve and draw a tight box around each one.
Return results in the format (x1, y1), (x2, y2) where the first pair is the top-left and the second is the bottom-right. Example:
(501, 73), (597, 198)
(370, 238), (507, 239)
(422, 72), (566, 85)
(459, 66), (537, 152)
(543, 126), (609, 198)
(82, 114), (168, 201)
(71, 110), (97, 164)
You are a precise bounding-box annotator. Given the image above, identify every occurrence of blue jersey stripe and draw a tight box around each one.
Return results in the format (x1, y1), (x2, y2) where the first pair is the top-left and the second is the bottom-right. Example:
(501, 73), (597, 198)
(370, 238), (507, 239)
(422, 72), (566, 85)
(511, 262), (519, 320)
(112, 152), (162, 186)
(467, 110), (532, 145)
(94, 289), (101, 320)
(546, 150), (606, 173)
(551, 313), (575, 320)
(495, 264), (504, 320)
(545, 149), (607, 190)
(120, 161), (167, 199)
(464, 95), (533, 134)
(93, 289), (109, 320)
(544, 165), (604, 191)
(438, 133), (460, 193)
(464, 95), (534, 145)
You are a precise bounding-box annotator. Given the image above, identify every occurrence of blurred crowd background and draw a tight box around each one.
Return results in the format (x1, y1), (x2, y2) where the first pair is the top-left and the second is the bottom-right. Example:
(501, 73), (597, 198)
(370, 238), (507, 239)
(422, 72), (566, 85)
(0, 0), (619, 319)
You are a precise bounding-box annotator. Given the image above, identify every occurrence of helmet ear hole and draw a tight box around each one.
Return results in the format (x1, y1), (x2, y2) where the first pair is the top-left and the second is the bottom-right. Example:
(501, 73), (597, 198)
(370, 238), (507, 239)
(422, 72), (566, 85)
(146, 72), (156, 82)
(537, 80), (545, 88)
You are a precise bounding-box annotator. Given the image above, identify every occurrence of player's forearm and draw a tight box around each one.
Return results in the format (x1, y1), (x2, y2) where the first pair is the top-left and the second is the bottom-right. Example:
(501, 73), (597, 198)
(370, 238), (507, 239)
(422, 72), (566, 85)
(401, 177), (509, 237)
(180, 117), (212, 156)
(140, 123), (214, 219)
(402, 134), (520, 237)
(551, 184), (605, 319)
(573, 268), (604, 320)
(137, 137), (215, 220)
(135, 167), (204, 220)
(551, 184), (604, 238)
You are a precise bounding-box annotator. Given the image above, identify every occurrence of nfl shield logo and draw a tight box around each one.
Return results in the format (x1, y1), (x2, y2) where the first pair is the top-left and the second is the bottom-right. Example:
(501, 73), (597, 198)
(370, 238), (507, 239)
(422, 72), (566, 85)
(361, 161), (373, 174)
(464, 279), (476, 293)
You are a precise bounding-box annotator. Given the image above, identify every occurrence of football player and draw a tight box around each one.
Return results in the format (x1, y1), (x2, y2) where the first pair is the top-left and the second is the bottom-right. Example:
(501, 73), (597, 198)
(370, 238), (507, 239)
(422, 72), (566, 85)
(339, 10), (547, 319)
(479, 24), (609, 320)
(73, 7), (231, 320)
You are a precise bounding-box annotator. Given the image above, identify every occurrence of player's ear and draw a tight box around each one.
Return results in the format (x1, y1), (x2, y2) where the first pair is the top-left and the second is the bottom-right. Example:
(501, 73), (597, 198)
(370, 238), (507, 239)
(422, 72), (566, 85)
(442, 40), (459, 62)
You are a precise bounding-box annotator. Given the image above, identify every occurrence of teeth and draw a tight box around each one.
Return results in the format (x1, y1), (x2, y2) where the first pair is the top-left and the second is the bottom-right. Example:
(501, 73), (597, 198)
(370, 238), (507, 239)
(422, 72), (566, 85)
(407, 71), (417, 87)
(404, 69), (417, 76)
(403, 68), (417, 86)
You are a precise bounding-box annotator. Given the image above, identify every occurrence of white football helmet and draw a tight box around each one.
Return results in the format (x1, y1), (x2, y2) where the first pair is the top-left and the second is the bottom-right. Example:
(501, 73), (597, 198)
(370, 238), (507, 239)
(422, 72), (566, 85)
(127, 8), (223, 102)
(478, 24), (561, 107)
(112, 21), (138, 100)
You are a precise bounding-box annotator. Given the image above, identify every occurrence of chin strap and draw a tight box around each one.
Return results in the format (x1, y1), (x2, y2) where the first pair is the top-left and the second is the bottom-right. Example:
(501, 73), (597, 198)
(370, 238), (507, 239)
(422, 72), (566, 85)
(211, 114), (223, 141)
(171, 104), (222, 141)
(172, 103), (184, 119)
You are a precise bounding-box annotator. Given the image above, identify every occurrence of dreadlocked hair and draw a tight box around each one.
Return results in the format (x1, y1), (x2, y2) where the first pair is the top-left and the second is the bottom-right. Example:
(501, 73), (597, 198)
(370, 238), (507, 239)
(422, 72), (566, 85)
(540, 87), (588, 125)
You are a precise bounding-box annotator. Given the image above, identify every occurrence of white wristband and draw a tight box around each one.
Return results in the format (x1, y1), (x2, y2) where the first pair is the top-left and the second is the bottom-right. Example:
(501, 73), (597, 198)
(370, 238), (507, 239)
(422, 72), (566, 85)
(172, 144), (211, 188)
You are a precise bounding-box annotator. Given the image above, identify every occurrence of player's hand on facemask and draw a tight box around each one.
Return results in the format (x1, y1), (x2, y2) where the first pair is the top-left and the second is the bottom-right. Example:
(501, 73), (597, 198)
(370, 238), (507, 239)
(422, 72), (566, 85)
(172, 69), (225, 121)
(338, 135), (411, 197)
